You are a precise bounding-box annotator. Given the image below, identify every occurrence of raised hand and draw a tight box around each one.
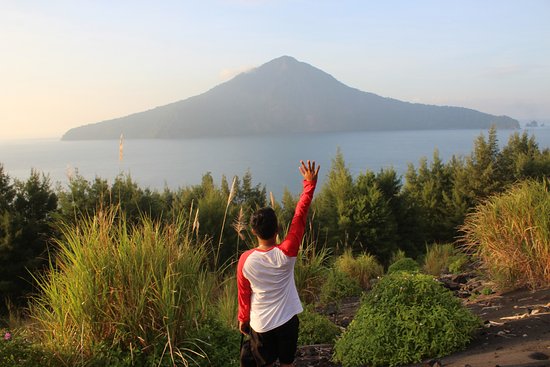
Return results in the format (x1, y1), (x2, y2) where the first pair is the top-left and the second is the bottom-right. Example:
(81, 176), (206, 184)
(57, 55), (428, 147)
(299, 160), (320, 182)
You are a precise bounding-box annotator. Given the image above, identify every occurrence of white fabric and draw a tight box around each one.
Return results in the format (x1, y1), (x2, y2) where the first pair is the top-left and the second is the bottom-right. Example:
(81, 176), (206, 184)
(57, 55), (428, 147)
(242, 247), (303, 333)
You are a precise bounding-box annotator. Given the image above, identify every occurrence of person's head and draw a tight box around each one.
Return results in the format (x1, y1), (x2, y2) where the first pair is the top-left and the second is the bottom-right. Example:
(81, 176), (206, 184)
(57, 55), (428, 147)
(250, 207), (278, 240)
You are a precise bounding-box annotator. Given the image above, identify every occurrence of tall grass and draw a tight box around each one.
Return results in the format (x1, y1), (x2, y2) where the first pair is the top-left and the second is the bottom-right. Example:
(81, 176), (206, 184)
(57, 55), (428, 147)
(461, 179), (550, 290)
(334, 248), (384, 289)
(422, 243), (456, 275)
(294, 225), (330, 304)
(215, 275), (238, 330)
(30, 207), (215, 365)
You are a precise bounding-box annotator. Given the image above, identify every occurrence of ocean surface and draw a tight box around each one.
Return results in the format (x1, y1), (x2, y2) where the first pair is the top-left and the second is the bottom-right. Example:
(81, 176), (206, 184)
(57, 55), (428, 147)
(1, 128), (549, 198)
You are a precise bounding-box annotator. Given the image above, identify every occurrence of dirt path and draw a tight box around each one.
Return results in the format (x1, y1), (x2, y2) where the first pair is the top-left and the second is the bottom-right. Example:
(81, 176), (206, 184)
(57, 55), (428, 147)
(440, 287), (550, 367)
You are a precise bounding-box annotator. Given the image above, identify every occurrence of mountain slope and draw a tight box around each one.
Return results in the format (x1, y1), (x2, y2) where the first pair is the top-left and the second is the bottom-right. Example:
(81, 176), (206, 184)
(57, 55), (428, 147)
(62, 56), (519, 140)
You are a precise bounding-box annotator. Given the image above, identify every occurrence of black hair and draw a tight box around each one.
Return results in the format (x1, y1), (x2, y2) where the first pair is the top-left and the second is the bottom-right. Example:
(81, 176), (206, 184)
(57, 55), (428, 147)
(249, 207), (278, 240)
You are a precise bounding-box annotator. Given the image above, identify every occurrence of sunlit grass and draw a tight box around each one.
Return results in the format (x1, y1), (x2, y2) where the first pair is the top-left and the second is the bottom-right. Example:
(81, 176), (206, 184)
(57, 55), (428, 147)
(461, 179), (550, 290)
(29, 207), (214, 365)
(334, 248), (384, 289)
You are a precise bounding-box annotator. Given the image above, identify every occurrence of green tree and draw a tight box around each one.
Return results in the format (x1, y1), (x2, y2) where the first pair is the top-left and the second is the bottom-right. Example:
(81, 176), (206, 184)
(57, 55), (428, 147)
(499, 131), (550, 181)
(453, 126), (502, 207)
(313, 148), (354, 248)
(57, 173), (110, 224)
(235, 170), (266, 209)
(0, 170), (57, 306)
(345, 171), (398, 262)
(402, 150), (456, 244)
(0, 164), (15, 212)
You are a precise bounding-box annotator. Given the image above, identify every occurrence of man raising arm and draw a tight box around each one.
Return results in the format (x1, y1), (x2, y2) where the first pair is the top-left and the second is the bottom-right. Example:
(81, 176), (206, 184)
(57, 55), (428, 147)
(237, 160), (319, 367)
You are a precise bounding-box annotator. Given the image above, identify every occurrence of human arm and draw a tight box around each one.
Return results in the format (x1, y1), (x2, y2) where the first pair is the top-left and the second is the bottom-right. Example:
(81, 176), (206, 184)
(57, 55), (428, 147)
(237, 251), (253, 334)
(278, 160), (319, 257)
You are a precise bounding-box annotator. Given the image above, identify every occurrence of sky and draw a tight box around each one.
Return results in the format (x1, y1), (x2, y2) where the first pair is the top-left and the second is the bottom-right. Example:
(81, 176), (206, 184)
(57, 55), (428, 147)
(1, 0), (549, 139)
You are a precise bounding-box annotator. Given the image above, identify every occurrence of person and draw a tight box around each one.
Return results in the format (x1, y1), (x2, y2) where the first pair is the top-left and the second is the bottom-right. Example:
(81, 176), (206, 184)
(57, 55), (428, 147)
(237, 160), (320, 367)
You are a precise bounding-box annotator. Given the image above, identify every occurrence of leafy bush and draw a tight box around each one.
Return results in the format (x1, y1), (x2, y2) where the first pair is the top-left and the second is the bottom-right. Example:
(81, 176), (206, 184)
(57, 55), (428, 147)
(333, 272), (481, 367)
(334, 249), (384, 289)
(461, 179), (550, 290)
(298, 306), (341, 346)
(319, 269), (362, 306)
(387, 257), (419, 274)
(0, 329), (57, 367)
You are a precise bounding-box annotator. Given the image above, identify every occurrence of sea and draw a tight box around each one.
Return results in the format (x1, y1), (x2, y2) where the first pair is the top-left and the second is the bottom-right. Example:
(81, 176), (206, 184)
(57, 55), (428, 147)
(1, 128), (549, 199)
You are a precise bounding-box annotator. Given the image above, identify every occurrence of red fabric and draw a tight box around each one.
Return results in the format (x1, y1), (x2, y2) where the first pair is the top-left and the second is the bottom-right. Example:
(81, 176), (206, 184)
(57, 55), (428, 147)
(237, 249), (254, 322)
(237, 179), (316, 323)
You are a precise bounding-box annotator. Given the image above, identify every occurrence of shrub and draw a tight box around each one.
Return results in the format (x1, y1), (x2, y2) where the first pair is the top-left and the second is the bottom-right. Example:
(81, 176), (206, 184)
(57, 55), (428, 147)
(333, 272), (481, 367)
(387, 257), (419, 274)
(423, 243), (456, 275)
(298, 306), (341, 346)
(334, 249), (384, 289)
(461, 179), (550, 290)
(0, 329), (57, 367)
(319, 269), (362, 306)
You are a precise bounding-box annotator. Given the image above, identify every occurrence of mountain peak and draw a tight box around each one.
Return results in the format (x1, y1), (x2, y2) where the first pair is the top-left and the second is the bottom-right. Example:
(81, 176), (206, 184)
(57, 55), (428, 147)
(61, 56), (519, 140)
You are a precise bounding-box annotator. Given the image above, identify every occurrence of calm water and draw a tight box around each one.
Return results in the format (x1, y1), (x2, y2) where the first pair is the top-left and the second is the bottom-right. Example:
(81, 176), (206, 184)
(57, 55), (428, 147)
(1, 128), (549, 198)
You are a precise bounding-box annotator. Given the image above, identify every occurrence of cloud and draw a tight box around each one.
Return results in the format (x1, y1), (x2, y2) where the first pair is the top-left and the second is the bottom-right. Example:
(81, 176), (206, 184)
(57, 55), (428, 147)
(219, 65), (255, 81)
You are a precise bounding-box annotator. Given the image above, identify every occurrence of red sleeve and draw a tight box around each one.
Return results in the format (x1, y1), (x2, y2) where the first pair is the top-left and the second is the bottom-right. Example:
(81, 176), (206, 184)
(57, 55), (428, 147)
(237, 250), (253, 322)
(278, 179), (317, 257)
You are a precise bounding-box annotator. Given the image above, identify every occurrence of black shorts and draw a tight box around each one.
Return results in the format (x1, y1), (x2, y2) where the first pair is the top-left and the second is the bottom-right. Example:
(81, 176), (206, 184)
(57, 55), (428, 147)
(250, 315), (299, 366)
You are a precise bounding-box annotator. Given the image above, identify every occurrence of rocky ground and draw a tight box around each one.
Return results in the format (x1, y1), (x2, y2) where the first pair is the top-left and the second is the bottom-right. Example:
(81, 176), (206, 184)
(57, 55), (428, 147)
(293, 275), (550, 367)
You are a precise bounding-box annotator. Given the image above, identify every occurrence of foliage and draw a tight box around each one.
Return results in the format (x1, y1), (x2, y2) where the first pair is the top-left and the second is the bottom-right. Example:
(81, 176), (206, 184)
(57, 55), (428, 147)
(214, 275), (238, 330)
(298, 306), (341, 346)
(313, 150), (401, 263)
(448, 252), (470, 274)
(294, 231), (330, 304)
(402, 150), (455, 244)
(0, 329), (58, 367)
(333, 272), (481, 367)
(461, 179), (550, 290)
(188, 317), (240, 367)
(29, 208), (221, 366)
(422, 243), (456, 275)
(333, 249), (384, 289)
(319, 269), (362, 306)
(388, 249), (406, 266)
(0, 168), (58, 309)
(387, 257), (420, 274)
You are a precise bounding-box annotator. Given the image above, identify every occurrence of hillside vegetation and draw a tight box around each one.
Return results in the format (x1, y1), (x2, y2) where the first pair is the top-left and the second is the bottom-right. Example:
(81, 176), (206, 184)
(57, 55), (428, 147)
(1, 128), (549, 366)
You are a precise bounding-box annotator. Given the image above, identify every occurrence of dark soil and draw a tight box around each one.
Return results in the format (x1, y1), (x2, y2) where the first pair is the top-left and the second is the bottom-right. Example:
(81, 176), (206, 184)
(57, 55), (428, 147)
(294, 281), (550, 367)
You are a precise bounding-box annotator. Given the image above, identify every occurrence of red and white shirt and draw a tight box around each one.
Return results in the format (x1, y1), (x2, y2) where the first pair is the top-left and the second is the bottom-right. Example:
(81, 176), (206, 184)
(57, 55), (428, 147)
(237, 179), (316, 333)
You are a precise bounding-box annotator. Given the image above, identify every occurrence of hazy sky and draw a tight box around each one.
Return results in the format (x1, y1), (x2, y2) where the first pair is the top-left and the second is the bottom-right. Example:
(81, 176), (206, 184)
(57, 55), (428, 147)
(1, 0), (549, 139)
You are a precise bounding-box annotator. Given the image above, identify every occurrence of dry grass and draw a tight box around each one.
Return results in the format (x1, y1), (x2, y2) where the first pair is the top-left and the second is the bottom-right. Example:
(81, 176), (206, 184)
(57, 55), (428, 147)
(461, 179), (550, 290)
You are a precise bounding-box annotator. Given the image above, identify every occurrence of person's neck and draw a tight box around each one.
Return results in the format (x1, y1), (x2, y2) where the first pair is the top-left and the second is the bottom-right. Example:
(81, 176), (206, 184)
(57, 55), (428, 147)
(256, 237), (277, 250)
